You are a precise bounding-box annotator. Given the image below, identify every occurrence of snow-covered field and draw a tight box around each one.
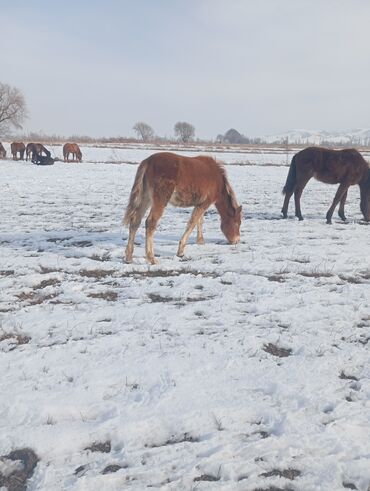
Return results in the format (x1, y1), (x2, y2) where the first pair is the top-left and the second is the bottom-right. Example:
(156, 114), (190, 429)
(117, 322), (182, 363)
(1, 147), (370, 491)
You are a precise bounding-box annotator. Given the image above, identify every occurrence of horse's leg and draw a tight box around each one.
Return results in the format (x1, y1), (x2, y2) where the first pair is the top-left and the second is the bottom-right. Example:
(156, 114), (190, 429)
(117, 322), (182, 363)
(177, 204), (209, 257)
(125, 194), (151, 263)
(326, 183), (349, 224)
(338, 190), (348, 221)
(145, 202), (167, 264)
(281, 190), (294, 218)
(294, 176), (311, 221)
(196, 214), (205, 244)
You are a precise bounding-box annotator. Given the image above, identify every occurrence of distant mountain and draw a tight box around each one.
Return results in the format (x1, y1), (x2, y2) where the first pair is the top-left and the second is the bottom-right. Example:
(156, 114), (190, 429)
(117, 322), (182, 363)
(264, 129), (370, 146)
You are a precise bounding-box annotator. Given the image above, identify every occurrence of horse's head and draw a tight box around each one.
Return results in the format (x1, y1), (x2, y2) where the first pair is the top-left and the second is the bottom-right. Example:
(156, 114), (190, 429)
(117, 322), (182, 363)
(221, 204), (242, 244)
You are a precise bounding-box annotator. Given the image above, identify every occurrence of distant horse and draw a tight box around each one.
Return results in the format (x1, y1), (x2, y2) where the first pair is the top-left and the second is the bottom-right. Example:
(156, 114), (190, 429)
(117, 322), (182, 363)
(281, 147), (370, 223)
(26, 143), (51, 162)
(124, 152), (242, 264)
(63, 143), (82, 162)
(10, 142), (25, 160)
(0, 143), (6, 159)
(33, 155), (55, 165)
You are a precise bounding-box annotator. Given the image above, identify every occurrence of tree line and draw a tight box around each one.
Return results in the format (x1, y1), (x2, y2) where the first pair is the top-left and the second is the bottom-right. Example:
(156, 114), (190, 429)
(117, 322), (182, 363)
(133, 121), (195, 143)
(2, 81), (368, 148)
(0, 82), (198, 144)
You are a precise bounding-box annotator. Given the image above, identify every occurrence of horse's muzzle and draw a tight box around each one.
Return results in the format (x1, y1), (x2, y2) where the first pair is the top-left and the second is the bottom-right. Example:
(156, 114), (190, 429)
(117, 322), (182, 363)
(229, 236), (240, 245)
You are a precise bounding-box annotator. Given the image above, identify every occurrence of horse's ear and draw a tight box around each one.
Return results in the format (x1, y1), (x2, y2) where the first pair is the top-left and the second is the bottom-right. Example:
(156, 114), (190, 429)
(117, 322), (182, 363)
(237, 205), (242, 213)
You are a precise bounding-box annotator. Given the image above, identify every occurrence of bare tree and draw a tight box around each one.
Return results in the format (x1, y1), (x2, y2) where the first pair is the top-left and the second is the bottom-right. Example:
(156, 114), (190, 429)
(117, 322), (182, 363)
(133, 122), (154, 142)
(174, 122), (195, 143)
(0, 82), (28, 136)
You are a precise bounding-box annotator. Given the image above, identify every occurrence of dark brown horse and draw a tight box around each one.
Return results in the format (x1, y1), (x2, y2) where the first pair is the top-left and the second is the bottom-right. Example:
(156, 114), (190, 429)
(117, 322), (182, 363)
(26, 143), (51, 162)
(10, 142), (25, 160)
(282, 147), (370, 223)
(0, 143), (6, 159)
(124, 152), (242, 264)
(33, 155), (55, 165)
(63, 143), (82, 162)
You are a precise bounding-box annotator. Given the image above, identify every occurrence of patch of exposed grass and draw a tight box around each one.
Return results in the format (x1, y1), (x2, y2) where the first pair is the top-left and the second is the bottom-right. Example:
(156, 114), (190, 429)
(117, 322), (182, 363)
(342, 482), (358, 489)
(46, 236), (72, 243)
(267, 274), (286, 283)
(16, 291), (58, 305)
(39, 266), (62, 274)
(253, 487), (294, 491)
(339, 371), (359, 381)
(101, 464), (128, 474)
(299, 271), (333, 278)
(84, 441), (111, 453)
(0, 448), (39, 491)
(146, 432), (199, 448)
(33, 278), (61, 290)
(70, 240), (92, 247)
(338, 274), (362, 284)
(0, 270), (14, 277)
(87, 291), (118, 301)
(79, 269), (115, 279)
(263, 343), (292, 358)
(260, 469), (301, 480)
(120, 268), (219, 279)
(147, 292), (215, 304)
(90, 253), (111, 262)
(0, 332), (31, 348)
(194, 474), (220, 482)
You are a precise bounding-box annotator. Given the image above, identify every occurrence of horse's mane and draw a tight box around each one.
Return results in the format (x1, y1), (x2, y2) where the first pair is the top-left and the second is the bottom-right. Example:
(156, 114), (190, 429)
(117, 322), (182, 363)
(217, 161), (239, 211)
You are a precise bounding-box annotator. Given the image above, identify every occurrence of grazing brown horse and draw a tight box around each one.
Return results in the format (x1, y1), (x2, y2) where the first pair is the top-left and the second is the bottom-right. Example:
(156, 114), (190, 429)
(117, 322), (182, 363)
(124, 152), (242, 264)
(63, 143), (82, 162)
(26, 143), (51, 162)
(0, 143), (6, 159)
(281, 147), (370, 223)
(10, 142), (26, 160)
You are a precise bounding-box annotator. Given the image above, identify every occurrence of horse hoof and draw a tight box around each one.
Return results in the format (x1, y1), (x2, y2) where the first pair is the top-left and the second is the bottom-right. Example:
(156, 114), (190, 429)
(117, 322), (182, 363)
(146, 257), (158, 265)
(326, 220), (332, 225)
(196, 239), (205, 245)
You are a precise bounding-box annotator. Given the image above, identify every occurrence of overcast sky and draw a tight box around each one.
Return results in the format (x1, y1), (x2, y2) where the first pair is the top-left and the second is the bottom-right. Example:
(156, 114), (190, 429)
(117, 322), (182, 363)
(2, 0), (370, 139)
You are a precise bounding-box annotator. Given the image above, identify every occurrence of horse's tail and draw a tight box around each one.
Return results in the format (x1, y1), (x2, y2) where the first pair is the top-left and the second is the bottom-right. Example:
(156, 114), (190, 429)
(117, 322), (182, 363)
(123, 159), (148, 226)
(282, 155), (297, 194)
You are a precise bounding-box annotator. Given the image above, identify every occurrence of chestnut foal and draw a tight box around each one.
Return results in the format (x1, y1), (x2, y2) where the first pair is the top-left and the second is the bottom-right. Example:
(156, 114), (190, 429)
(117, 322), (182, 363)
(124, 152), (242, 264)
